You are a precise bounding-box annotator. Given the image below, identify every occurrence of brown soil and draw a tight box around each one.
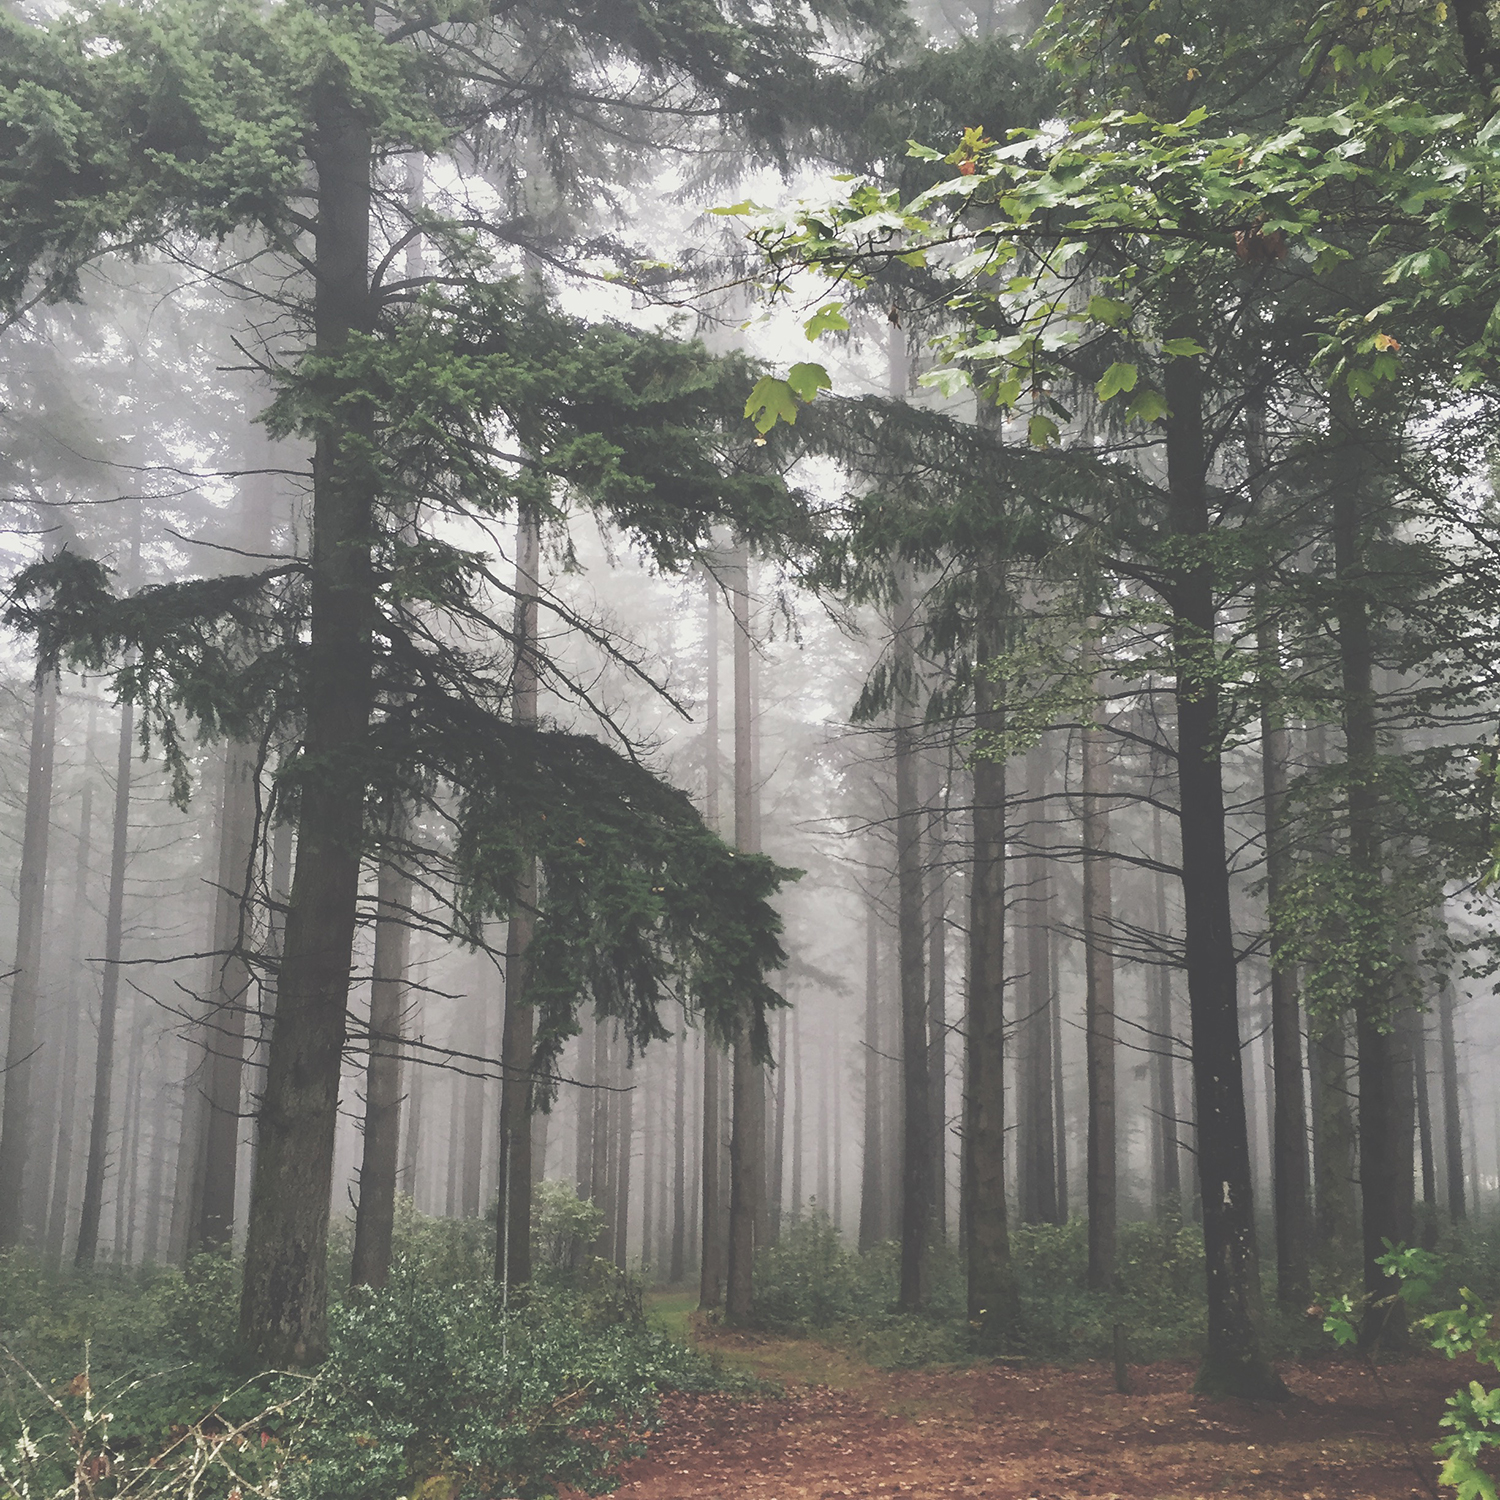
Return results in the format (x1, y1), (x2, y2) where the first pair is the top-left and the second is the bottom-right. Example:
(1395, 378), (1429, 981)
(601, 1324), (1476, 1500)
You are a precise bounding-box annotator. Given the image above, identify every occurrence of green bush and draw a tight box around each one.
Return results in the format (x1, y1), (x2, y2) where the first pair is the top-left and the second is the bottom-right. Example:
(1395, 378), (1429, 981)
(0, 1226), (728, 1500)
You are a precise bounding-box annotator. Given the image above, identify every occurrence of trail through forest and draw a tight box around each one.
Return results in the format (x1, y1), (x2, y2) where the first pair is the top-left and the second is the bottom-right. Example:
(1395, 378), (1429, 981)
(595, 1314), (1466, 1500)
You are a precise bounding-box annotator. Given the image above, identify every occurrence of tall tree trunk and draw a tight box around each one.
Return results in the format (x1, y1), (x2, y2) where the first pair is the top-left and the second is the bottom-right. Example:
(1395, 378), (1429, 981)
(75, 686), (133, 1268)
(0, 670), (58, 1247)
(893, 567), (930, 1308)
(240, 82), (378, 1367)
(1162, 325), (1282, 1398)
(614, 1052), (634, 1270)
(817, 1018), (831, 1215)
(965, 572), (1017, 1348)
(769, 1009), (788, 1243)
(1052, 919), (1068, 1223)
(1257, 616), (1312, 1305)
(1439, 978), (1466, 1219)
(671, 1026), (687, 1281)
(350, 822), (412, 1289)
(46, 773), (93, 1266)
(791, 1009), (804, 1219)
(114, 1002), (143, 1261)
(725, 542), (764, 1324)
(927, 782), (949, 1239)
(1019, 743), (1057, 1225)
(400, 988), (425, 1203)
(498, 504), (541, 1289)
(1081, 666), (1116, 1292)
(858, 894), (884, 1253)
(1408, 1005), (1437, 1248)
(1149, 806), (1182, 1211)
(194, 740), (258, 1253)
(1332, 457), (1413, 1340)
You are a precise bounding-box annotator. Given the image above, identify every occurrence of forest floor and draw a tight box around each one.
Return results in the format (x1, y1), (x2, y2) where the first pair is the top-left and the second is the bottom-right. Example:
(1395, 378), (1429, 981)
(583, 1295), (1478, 1500)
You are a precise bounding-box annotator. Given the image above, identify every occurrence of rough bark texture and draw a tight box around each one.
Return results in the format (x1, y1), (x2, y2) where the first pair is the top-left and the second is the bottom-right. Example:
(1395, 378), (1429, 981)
(1081, 683), (1116, 1292)
(858, 896), (884, 1254)
(965, 584), (1017, 1349)
(350, 832), (412, 1288)
(238, 80), (377, 1365)
(0, 672), (57, 1247)
(1163, 332), (1283, 1399)
(75, 690), (132, 1268)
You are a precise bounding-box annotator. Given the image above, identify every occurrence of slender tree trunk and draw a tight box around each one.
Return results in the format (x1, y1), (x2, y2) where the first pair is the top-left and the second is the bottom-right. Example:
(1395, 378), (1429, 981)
(75, 687), (133, 1268)
(927, 783), (949, 1239)
(1439, 978), (1466, 1219)
(725, 541), (763, 1324)
(497, 504), (540, 1288)
(833, 1034), (844, 1235)
(1332, 461), (1413, 1340)
(46, 774), (93, 1266)
(859, 894), (884, 1252)
(671, 1026), (687, 1281)
(769, 1009), (788, 1243)
(965, 571), (1016, 1348)
(1082, 666), (1116, 1292)
(0, 671), (58, 1246)
(1256, 616), (1312, 1305)
(1162, 326), (1282, 1398)
(240, 82), (378, 1366)
(1020, 744), (1057, 1225)
(114, 1005), (143, 1261)
(893, 565), (930, 1308)
(1408, 1005), (1437, 1248)
(1149, 807), (1182, 1210)
(1052, 920), (1068, 1224)
(194, 741), (258, 1253)
(817, 1020), (831, 1215)
(699, 1040), (725, 1305)
(350, 823), (412, 1288)
(614, 1052), (633, 1269)
(400, 989), (425, 1203)
(791, 1009), (804, 1219)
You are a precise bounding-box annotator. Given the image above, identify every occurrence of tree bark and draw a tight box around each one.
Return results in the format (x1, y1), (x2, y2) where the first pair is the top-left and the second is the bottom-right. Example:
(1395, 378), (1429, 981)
(498, 503), (540, 1288)
(1082, 662), (1116, 1292)
(858, 894), (884, 1253)
(1149, 806), (1181, 1211)
(75, 687), (133, 1268)
(194, 740), (258, 1253)
(239, 80), (377, 1365)
(1439, 977), (1466, 1219)
(893, 567), (930, 1309)
(0, 670), (58, 1247)
(1019, 743), (1057, 1225)
(965, 574), (1017, 1348)
(769, 1009), (788, 1243)
(725, 541), (763, 1324)
(927, 784), (949, 1239)
(350, 824), (412, 1289)
(1162, 327), (1282, 1398)
(1257, 616), (1312, 1305)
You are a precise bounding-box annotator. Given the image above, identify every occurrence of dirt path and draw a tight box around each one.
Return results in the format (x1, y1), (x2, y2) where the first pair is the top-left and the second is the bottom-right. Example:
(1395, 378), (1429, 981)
(606, 1326), (1473, 1500)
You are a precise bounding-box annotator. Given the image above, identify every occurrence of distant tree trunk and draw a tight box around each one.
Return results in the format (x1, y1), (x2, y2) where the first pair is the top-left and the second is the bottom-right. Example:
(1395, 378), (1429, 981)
(46, 774), (93, 1266)
(75, 686), (133, 1269)
(642, 1054), (657, 1271)
(893, 566), (930, 1309)
(400, 989), (425, 1203)
(0, 670), (58, 1248)
(698, 1040), (725, 1306)
(1052, 921), (1068, 1224)
(769, 1009), (788, 1242)
(193, 740), (258, 1253)
(671, 1026), (687, 1281)
(833, 1034), (844, 1234)
(1149, 807), (1181, 1212)
(351, 824), (412, 1289)
(1081, 671), (1116, 1292)
(817, 1020), (831, 1215)
(1333, 465), (1413, 1340)
(965, 572), (1016, 1348)
(460, 975), (486, 1218)
(791, 1009), (804, 1220)
(1408, 1005), (1437, 1248)
(114, 1004), (143, 1261)
(725, 541), (764, 1325)
(1257, 616), (1312, 1306)
(927, 789), (949, 1239)
(498, 504), (540, 1289)
(445, 1023), (463, 1217)
(1019, 742), (1057, 1225)
(1439, 978), (1466, 1219)
(1163, 325), (1281, 1398)
(576, 1021), (595, 1197)
(614, 1052), (633, 1270)
(858, 894), (884, 1253)
(687, 1032), (701, 1269)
